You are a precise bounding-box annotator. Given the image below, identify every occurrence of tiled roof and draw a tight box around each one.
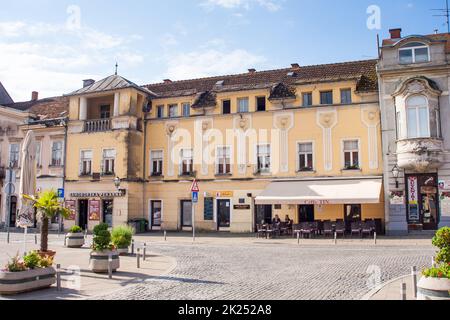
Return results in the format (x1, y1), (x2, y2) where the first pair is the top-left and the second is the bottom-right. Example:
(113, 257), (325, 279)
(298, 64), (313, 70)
(0, 81), (14, 105)
(382, 33), (450, 53)
(67, 74), (155, 96)
(145, 59), (378, 98)
(4, 96), (69, 120)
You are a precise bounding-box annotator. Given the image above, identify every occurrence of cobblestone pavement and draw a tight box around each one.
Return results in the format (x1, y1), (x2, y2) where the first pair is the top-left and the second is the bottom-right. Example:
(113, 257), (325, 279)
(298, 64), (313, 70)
(94, 241), (435, 300)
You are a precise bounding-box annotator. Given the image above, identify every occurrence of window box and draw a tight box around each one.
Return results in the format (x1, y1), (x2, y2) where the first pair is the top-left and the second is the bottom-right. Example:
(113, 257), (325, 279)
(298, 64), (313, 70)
(101, 171), (115, 176)
(179, 171), (197, 178)
(342, 165), (361, 171)
(297, 168), (315, 173)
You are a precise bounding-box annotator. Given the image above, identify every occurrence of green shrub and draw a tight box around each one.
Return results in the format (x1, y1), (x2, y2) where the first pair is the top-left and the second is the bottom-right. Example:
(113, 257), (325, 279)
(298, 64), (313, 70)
(69, 225), (83, 233)
(423, 263), (450, 279)
(93, 223), (109, 236)
(38, 255), (54, 268)
(432, 227), (450, 264)
(92, 229), (112, 251)
(4, 254), (27, 272)
(111, 225), (134, 249)
(23, 251), (41, 270)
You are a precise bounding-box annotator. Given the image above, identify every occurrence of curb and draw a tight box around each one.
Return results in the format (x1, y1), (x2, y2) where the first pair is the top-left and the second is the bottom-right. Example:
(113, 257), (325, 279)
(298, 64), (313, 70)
(361, 274), (410, 300)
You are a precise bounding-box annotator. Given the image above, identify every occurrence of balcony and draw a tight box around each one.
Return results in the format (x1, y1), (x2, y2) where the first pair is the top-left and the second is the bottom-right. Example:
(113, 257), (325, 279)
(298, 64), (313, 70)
(396, 138), (444, 172)
(84, 119), (111, 133)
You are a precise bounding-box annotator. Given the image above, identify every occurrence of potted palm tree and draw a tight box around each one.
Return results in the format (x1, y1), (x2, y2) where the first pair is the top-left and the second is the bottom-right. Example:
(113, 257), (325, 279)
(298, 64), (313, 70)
(25, 190), (70, 257)
(418, 227), (450, 300)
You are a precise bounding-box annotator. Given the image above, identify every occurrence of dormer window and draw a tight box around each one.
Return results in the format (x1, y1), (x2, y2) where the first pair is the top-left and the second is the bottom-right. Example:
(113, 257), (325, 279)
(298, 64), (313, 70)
(399, 42), (429, 64)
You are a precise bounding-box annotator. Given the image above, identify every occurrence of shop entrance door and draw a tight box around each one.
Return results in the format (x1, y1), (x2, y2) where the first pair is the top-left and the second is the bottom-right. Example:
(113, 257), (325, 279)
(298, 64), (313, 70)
(78, 200), (88, 230)
(217, 199), (231, 229)
(102, 200), (113, 228)
(298, 205), (315, 222)
(180, 200), (192, 228)
(255, 205), (273, 227)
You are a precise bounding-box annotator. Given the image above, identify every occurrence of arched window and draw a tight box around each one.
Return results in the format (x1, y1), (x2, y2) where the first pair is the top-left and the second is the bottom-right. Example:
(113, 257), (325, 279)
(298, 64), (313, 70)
(399, 42), (430, 64)
(406, 95), (430, 138)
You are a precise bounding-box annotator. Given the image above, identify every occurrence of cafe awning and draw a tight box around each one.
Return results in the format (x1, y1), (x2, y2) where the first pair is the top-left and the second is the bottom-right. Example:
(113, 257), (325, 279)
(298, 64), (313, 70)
(255, 178), (382, 205)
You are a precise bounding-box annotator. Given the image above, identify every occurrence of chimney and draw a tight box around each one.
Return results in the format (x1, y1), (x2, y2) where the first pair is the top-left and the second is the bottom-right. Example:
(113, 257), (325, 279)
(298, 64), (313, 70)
(248, 68), (256, 74)
(83, 79), (95, 88)
(31, 91), (39, 101)
(163, 79), (172, 84)
(291, 63), (300, 70)
(389, 28), (402, 39)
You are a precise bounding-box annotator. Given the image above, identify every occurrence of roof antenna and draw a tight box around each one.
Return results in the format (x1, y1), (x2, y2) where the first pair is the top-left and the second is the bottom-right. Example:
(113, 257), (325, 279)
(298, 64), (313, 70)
(431, 0), (450, 33)
(115, 62), (118, 75)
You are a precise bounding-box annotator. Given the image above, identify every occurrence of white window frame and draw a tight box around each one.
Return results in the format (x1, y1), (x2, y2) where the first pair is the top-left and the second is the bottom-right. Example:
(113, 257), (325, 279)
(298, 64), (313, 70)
(156, 105), (164, 118)
(297, 141), (315, 172)
(340, 88), (352, 104)
(216, 146), (232, 175)
(80, 149), (93, 176)
(150, 149), (164, 176)
(256, 144), (271, 174)
(102, 148), (116, 175)
(341, 139), (361, 170)
(180, 148), (193, 175)
(302, 92), (313, 107)
(168, 104), (178, 118)
(9, 143), (20, 168)
(399, 43), (430, 64)
(51, 140), (63, 167)
(406, 95), (430, 139)
(237, 97), (249, 113)
(182, 103), (190, 117)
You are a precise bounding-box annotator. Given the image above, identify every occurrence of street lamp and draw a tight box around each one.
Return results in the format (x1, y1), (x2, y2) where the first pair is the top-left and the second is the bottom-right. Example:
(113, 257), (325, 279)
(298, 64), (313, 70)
(114, 177), (121, 189)
(392, 165), (401, 189)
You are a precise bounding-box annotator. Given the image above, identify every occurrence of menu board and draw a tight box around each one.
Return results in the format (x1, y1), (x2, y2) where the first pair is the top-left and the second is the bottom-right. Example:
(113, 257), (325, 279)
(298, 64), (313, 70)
(204, 197), (214, 221)
(89, 200), (101, 221)
(407, 177), (420, 222)
(65, 200), (76, 220)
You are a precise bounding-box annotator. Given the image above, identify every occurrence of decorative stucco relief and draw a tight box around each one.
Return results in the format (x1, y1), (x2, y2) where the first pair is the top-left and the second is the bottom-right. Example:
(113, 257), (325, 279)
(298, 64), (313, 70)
(233, 114), (252, 175)
(361, 107), (381, 169)
(273, 112), (294, 173)
(316, 109), (338, 172)
(165, 121), (179, 177)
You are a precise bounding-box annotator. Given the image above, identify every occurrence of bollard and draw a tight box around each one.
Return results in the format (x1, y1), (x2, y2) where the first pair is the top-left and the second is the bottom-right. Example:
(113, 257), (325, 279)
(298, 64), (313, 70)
(164, 231), (167, 241)
(34, 233), (37, 245)
(131, 239), (135, 255)
(56, 264), (62, 291)
(137, 248), (140, 269)
(334, 232), (337, 245)
(297, 232), (300, 245)
(400, 283), (407, 301)
(411, 266), (417, 299)
(84, 229), (88, 240)
(108, 253), (113, 279)
(143, 243), (147, 261)
(374, 232), (377, 245)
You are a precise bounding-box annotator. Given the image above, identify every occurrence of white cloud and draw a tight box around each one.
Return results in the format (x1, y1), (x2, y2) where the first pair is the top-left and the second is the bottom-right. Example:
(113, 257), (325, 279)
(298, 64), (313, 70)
(0, 20), (143, 101)
(201, 0), (282, 12)
(163, 40), (266, 80)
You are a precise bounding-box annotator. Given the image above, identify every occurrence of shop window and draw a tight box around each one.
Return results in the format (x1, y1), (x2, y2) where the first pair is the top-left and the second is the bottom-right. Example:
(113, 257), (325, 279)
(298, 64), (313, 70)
(257, 144), (271, 174)
(9, 144), (19, 168)
(51, 141), (63, 166)
(80, 150), (93, 176)
(343, 140), (360, 170)
(102, 149), (116, 175)
(256, 96), (266, 112)
(298, 142), (314, 172)
(406, 95), (430, 138)
(180, 149), (193, 175)
(399, 42), (429, 64)
(216, 146), (231, 175)
(150, 150), (163, 176)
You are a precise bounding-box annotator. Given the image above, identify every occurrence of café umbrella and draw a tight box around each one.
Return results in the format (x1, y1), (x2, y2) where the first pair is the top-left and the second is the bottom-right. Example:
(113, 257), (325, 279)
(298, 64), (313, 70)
(17, 130), (37, 254)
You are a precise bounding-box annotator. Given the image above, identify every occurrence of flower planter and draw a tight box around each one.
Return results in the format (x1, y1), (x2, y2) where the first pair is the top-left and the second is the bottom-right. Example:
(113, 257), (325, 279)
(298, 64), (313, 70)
(89, 250), (120, 273)
(417, 277), (450, 300)
(38, 251), (56, 259)
(65, 233), (85, 248)
(117, 247), (129, 256)
(0, 267), (56, 295)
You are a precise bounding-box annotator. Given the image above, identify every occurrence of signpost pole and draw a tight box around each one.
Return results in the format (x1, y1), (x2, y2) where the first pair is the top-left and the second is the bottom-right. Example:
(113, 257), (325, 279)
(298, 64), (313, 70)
(5, 165), (14, 244)
(192, 202), (195, 243)
(190, 180), (199, 243)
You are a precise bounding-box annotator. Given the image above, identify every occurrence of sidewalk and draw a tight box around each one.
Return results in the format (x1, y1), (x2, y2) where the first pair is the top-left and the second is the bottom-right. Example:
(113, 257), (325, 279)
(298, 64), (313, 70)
(0, 234), (176, 300)
(362, 274), (420, 300)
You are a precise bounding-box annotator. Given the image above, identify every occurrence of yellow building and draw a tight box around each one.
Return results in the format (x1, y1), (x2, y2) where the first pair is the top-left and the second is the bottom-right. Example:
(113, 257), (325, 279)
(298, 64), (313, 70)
(63, 60), (385, 233)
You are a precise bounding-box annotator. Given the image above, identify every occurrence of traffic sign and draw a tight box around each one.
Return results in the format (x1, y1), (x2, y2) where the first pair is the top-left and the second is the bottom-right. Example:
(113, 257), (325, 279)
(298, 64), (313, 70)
(191, 179), (200, 192)
(192, 192), (199, 203)
(57, 188), (65, 199)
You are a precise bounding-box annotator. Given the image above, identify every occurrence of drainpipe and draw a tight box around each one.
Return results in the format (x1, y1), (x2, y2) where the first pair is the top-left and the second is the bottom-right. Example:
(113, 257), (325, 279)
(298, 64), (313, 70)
(60, 118), (68, 233)
(142, 109), (148, 225)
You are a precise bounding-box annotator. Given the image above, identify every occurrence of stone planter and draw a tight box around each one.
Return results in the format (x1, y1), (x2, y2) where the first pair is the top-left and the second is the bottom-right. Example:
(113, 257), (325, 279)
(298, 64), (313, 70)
(417, 276), (450, 300)
(0, 267), (56, 295)
(65, 233), (85, 248)
(117, 247), (129, 256)
(89, 250), (120, 273)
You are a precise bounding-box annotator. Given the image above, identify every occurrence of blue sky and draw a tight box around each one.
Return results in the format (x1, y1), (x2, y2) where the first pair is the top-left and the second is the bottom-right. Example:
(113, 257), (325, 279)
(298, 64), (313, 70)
(0, 0), (447, 101)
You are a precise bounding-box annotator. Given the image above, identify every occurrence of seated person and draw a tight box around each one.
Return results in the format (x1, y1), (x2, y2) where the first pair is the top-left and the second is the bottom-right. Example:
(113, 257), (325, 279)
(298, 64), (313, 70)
(272, 215), (281, 225)
(285, 215), (293, 225)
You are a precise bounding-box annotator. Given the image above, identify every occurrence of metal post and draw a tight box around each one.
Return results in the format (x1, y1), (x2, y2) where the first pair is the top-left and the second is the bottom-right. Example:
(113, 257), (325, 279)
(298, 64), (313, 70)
(56, 264), (62, 291)
(108, 253), (113, 279)
(34, 232), (37, 245)
(131, 239), (135, 255)
(374, 232), (377, 245)
(297, 232), (300, 245)
(334, 232), (337, 245)
(164, 230), (167, 241)
(192, 203), (196, 242)
(400, 283), (407, 301)
(136, 248), (140, 269)
(411, 266), (417, 299)
(143, 243), (147, 261)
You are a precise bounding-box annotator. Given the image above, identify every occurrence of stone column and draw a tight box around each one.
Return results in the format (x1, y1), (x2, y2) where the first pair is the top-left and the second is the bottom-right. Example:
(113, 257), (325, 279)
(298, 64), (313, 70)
(79, 97), (87, 121)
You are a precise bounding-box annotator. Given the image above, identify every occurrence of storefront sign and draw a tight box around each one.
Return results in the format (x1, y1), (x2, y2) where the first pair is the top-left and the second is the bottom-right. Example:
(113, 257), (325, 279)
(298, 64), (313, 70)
(389, 191), (405, 205)
(421, 186), (437, 194)
(215, 191), (234, 198)
(303, 200), (331, 205)
(439, 180), (450, 190)
(408, 177), (418, 205)
(440, 192), (450, 218)
(234, 205), (251, 210)
(65, 200), (76, 220)
(89, 200), (101, 221)
(70, 191), (125, 198)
